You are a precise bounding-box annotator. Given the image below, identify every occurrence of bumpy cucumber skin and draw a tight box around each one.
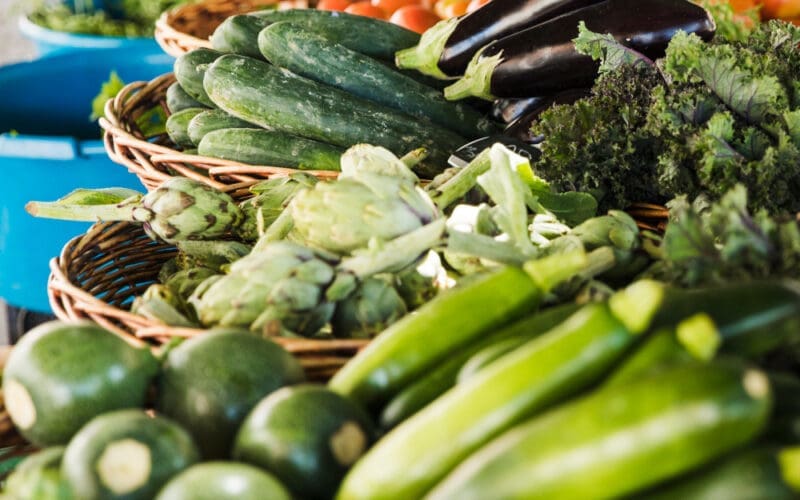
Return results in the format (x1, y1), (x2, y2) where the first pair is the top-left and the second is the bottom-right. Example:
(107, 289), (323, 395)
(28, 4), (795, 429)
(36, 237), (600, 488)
(249, 9), (420, 60)
(166, 82), (207, 114)
(203, 54), (465, 178)
(187, 109), (253, 146)
(257, 22), (495, 139)
(329, 267), (542, 410)
(198, 128), (344, 171)
(337, 303), (637, 500)
(166, 108), (206, 149)
(210, 15), (267, 59)
(2, 321), (159, 447)
(427, 361), (772, 500)
(174, 48), (222, 108)
(62, 409), (200, 500)
(155, 329), (306, 459)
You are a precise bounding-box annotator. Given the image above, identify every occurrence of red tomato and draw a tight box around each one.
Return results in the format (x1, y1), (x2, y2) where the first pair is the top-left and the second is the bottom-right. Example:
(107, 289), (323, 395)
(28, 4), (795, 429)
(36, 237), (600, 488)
(389, 5), (441, 32)
(434, 0), (469, 18)
(371, 0), (420, 16)
(760, 0), (800, 19)
(317, 0), (351, 10)
(466, 0), (490, 12)
(729, 0), (758, 12)
(344, 1), (388, 18)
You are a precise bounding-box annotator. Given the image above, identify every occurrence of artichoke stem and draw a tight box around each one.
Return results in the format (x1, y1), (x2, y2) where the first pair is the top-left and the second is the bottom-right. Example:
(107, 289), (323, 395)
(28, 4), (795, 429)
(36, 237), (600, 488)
(429, 149), (492, 210)
(340, 219), (447, 277)
(25, 200), (137, 222)
(400, 148), (429, 169)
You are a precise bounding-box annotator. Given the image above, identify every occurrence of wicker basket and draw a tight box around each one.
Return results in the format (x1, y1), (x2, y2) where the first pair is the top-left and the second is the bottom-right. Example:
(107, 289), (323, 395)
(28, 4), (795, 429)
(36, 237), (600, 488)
(48, 222), (369, 381)
(155, 0), (298, 57)
(99, 73), (339, 198)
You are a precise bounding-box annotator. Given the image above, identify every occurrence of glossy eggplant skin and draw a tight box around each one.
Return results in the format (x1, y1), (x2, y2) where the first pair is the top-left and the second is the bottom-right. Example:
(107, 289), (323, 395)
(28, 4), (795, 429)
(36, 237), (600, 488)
(439, 0), (605, 77)
(491, 97), (547, 124)
(503, 88), (591, 142)
(485, 0), (715, 98)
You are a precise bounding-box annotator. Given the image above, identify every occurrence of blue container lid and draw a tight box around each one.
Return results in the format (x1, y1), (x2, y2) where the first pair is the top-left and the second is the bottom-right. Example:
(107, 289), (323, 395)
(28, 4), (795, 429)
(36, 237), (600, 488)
(18, 15), (160, 57)
(0, 47), (174, 312)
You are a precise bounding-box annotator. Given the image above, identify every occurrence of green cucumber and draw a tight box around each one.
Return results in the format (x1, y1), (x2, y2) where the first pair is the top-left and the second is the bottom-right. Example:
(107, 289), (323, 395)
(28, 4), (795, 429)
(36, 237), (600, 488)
(203, 54), (466, 178)
(379, 302), (581, 430)
(4, 447), (71, 500)
(257, 22), (496, 139)
(155, 462), (292, 500)
(2, 321), (159, 447)
(234, 385), (376, 500)
(155, 329), (306, 459)
(218, 10), (419, 61)
(174, 48), (222, 108)
(187, 109), (253, 146)
(166, 108), (205, 149)
(166, 82), (208, 114)
(646, 446), (800, 500)
(198, 128), (344, 171)
(62, 409), (200, 500)
(428, 361), (772, 500)
(337, 282), (666, 500)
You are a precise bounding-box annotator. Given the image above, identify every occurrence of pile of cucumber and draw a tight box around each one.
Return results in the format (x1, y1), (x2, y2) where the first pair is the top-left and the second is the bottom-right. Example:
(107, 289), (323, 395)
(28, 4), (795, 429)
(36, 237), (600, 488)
(2, 322), (373, 500)
(165, 9), (497, 179)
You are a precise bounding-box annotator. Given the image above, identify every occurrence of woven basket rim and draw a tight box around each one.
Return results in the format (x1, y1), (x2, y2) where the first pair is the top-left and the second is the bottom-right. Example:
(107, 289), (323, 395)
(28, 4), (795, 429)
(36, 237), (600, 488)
(100, 73), (340, 198)
(48, 221), (370, 377)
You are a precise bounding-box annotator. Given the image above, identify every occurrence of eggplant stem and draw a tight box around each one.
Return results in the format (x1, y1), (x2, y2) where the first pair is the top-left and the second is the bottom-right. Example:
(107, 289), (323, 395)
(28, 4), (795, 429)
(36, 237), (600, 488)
(444, 50), (502, 101)
(395, 17), (459, 80)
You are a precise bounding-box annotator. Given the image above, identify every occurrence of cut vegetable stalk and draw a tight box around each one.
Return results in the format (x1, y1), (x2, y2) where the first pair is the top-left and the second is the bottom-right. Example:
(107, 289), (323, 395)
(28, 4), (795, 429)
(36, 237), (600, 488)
(428, 148), (491, 209)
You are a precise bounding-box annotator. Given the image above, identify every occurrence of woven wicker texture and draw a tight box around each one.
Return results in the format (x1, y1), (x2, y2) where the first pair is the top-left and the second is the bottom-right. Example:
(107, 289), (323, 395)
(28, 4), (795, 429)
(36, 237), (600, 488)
(155, 0), (293, 57)
(48, 222), (368, 381)
(99, 74), (339, 199)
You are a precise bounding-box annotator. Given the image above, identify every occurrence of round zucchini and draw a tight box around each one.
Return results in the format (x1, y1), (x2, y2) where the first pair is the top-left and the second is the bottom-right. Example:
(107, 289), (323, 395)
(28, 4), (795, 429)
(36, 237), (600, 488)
(234, 384), (376, 500)
(2, 321), (159, 446)
(155, 462), (292, 500)
(4, 446), (71, 500)
(155, 328), (306, 459)
(62, 409), (200, 500)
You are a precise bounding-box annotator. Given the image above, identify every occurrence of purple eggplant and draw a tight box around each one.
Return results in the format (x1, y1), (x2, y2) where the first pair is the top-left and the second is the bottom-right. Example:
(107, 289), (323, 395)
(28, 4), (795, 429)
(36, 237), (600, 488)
(444, 0), (715, 101)
(396, 0), (603, 79)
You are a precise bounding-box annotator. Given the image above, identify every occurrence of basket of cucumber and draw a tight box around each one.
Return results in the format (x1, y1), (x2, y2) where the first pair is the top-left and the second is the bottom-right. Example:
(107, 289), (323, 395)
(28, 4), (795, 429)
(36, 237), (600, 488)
(47, 221), (369, 381)
(154, 0), (286, 57)
(99, 73), (340, 196)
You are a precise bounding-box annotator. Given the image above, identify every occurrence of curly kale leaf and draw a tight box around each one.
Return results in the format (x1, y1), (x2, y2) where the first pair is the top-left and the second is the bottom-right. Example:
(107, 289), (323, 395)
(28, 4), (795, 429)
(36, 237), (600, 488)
(573, 21), (654, 74)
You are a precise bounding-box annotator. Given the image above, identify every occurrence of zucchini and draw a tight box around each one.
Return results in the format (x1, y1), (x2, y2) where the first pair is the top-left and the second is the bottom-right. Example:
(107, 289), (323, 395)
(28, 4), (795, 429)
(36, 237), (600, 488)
(187, 109), (253, 146)
(156, 329), (306, 459)
(336, 281), (666, 500)
(4, 447), (71, 500)
(62, 409), (200, 500)
(379, 302), (581, 430)
(167, 108), (206, 149)
(602, 327), (695, 388)
(166, 82), (208, 114)
(428, 361), (772, 500)
(215, 10), (419, 61)
(174, 48), (222, 108)
(234, 385), (377, 500)
(765, 372), (800, 443)
(2, 321), (159, 447)
(257, 22), (496, 139)
(455, 336), (529, 383)
(155, 462), (292, 500)
(646, 446), (800, 500)
(198, 128), (344, 171)
(203, 54), (466, 177)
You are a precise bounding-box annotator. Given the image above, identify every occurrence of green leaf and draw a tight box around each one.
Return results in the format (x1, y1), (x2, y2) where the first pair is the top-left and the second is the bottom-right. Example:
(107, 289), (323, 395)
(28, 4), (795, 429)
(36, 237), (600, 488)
(573, 21), (654, 74)
(50, 187), (142, 206)
(90, 71), (125, 121)
(784, 109), (800, 148)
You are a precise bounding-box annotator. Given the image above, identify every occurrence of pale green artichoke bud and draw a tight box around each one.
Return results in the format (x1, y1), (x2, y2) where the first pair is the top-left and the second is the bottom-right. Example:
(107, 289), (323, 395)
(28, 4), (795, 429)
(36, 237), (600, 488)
(189, 242), (341, 337)
(133, 177), (245, 242)
(175, 240), (252, 272)
(238, 173), (318, 242)
(339, 144), (419, 183)
(131, 284), (196, 327)
(331, 276), (407, 339)
(290, 176), (439, 255)
(393, 253), (442, 309)
(163, 267), (219, 303)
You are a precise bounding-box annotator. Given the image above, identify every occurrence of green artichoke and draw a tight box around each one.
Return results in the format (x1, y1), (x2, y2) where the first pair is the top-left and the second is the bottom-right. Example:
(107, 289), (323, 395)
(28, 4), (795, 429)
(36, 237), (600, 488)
(331, 276), (408, 339)
(238, 173), (318, 242)
(131, 284), (196, 327)
(175, 240), (252, 271)
(26, 178), (245, 243)
(189, 242), (348, 337)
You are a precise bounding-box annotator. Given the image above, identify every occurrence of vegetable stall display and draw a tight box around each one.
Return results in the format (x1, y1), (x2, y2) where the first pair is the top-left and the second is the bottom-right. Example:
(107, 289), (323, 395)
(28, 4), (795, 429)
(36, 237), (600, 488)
(4, 1), (800, 499)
